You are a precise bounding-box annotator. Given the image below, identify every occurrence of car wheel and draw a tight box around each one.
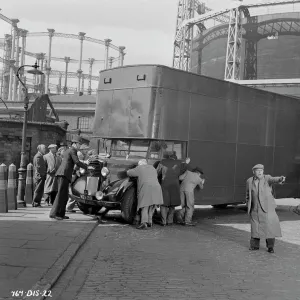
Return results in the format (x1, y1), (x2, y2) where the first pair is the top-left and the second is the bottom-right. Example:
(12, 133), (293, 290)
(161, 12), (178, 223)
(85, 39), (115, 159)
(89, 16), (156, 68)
(77, 202), (102, 215)
(212, 204), (228, 209)
(121, 187), (137, 224)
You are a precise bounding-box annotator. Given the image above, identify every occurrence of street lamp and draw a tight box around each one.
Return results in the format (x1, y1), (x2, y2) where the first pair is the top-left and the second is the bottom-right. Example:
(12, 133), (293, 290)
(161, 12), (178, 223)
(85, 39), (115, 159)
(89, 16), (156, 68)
(16, 62), (44, 207)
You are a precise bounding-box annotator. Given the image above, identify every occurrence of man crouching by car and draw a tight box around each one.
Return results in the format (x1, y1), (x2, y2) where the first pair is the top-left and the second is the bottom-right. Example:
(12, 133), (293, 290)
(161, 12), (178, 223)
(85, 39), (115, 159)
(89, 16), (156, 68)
(127, 159), (164, 230)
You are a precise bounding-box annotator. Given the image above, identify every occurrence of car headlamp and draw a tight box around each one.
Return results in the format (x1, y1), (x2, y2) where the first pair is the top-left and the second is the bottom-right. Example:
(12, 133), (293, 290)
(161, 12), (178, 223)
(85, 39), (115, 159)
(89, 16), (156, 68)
(95, 191), (103, 200)
(101, 167), (110, 177)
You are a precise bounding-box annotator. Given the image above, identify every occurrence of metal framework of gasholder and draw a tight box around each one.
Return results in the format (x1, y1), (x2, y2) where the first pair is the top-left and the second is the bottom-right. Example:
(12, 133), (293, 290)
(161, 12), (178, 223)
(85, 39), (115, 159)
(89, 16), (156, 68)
(173, 0), (300, 80)
(0, 9), (127, 100)
(172, 0), (229, 72)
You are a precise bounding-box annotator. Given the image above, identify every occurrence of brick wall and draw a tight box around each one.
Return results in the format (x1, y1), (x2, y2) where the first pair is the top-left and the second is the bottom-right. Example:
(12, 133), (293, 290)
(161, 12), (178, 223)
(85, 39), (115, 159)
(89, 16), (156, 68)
(0, 119), (66, 169)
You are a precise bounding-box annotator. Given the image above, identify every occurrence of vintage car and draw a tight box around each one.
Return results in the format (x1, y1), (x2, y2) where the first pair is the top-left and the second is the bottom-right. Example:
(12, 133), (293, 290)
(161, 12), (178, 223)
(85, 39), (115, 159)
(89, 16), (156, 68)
(69, 155), (140, 223)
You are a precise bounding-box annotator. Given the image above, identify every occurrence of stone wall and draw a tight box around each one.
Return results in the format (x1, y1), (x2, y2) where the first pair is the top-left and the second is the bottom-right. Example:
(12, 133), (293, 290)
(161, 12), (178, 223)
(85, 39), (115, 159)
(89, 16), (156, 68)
(0, 119), (66, 169)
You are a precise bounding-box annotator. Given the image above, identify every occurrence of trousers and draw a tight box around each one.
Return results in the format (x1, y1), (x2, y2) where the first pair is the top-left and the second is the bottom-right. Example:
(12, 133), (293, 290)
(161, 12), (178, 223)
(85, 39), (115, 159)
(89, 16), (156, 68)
(49, 176), (70, 218)
(32, 176), (46, 205)
(178, 191), (195, 223)
(140, 205), (155, 224)
(250, 237), (275, 249)
(160, 205), (175, 225)
(44, 191), (57, 205)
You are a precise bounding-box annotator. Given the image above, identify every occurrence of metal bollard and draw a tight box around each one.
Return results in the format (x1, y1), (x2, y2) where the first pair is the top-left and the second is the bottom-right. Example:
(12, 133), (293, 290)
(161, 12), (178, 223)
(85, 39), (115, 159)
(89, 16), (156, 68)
(0, 163), (8, 213)
(25, 163), (33, 205)
(7, 164), (17, 210)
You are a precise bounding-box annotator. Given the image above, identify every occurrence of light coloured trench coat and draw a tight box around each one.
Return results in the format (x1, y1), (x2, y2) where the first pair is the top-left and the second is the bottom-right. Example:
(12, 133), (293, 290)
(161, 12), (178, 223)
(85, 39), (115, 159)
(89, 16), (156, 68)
(43, 152), (62, 194)
(246, 175), (282, 239)
(127, 165), (164, 211)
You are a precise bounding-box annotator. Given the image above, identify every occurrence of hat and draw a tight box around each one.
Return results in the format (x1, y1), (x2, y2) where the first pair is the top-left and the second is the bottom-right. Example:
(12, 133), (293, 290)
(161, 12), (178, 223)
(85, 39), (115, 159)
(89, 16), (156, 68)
(58, 147), (65, 153)
(48, 144), (57, 149)
(60, 141), (68, 146)
(252, 164), (264, 170)
(71, 136), (82, 144)
(80, 144), (90, 150)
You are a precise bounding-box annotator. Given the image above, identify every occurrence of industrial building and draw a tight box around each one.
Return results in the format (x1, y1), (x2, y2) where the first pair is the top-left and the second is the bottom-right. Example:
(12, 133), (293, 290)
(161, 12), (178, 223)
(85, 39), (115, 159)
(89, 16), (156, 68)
(173, 0), (300, 97)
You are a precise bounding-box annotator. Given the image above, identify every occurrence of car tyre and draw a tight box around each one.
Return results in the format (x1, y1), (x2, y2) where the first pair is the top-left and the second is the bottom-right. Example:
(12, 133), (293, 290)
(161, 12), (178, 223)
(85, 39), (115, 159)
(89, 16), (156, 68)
(77, 202), (102, 215)
(121, 187), (137, 224)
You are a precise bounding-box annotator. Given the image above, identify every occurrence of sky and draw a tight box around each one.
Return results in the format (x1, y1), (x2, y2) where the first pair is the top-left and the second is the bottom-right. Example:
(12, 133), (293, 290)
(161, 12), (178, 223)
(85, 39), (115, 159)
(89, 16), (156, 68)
(0, 0), (237, 89)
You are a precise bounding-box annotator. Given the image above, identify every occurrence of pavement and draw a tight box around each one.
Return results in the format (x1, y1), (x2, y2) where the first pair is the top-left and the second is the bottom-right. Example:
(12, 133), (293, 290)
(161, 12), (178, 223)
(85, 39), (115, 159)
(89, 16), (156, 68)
(0, 202), (99, 300)
(50, 198), (300, 300)
(0, 198), (300, 300)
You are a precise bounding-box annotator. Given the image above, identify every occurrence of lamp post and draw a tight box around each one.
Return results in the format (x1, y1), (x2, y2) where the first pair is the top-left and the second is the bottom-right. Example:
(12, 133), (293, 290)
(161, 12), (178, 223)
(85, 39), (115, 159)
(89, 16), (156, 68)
(16, 62), (44, 207)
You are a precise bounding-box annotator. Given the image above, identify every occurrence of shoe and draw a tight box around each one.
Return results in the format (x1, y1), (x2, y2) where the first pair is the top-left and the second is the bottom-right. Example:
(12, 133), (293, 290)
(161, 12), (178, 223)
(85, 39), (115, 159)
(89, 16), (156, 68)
(62, 216), (70, 219)
(249, 247), (259, 251)
(267, 248), (274, 253)
(136, 223), (147, 230)
(32, 203), (42, 207)
(166, 223), (173, 226)
(176, 221), (185, 225)
(160, 223), (166, 227)
(184, 222), (196, 226)
(66, 210), (76, 213)
(147, 223), (153, 228)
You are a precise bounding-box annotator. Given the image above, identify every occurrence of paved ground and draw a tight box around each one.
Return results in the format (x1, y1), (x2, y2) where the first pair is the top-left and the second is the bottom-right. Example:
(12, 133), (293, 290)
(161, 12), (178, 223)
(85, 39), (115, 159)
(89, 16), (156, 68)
(51, 199), (300, 300)
(0, 202), (98, 300)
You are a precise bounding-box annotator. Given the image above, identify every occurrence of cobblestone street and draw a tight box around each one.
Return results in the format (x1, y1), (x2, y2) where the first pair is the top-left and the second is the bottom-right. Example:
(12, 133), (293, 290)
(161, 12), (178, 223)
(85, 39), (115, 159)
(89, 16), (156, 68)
(52, 205), (300, 300)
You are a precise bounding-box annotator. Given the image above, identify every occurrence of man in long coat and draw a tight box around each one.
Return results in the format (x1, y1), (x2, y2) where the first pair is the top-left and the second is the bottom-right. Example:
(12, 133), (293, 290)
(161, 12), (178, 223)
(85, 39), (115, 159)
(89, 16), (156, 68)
(49, 136), (89, 220)
(43, 144), (61, 206)
(246, 164), (285, 253)
(127, 159), (163, 229)
(156, 152), (182, 226)
(32, 144), (47, 207)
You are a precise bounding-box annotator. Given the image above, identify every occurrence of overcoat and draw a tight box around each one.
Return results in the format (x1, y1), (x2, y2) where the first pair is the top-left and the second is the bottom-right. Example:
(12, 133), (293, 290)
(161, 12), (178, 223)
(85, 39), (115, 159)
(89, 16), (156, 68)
(55, 147), (87, 182)
(33, 152), (46, 183)
(43, 152), (61, 193)
(246, 175), (283, 238)
(127, 165), (163, 211)
(156, 158), (181, 207)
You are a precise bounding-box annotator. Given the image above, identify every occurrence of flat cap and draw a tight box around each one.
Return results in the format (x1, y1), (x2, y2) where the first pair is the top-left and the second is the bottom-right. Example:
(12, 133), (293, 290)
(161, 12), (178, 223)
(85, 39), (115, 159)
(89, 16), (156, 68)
(71, 135), (82, 144)
(48, 144), (57, 149)
(252, 164), (264, 170)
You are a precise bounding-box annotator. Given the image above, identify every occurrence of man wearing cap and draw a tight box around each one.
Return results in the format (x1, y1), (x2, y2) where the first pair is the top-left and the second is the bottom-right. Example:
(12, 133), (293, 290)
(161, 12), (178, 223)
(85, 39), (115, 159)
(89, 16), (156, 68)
(50, 136), (89, 220)
(127, 159), (164, 229)
(32, 144), (47, 207)
(43, 144), (61, 206)
(176, 167), (205, 226)
(65, 144), (90, 213)
(246, 164), (286, 253)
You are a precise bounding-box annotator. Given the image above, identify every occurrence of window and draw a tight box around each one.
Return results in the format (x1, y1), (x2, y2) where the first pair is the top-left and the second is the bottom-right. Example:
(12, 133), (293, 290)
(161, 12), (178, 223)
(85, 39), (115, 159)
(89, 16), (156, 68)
(77, 117), (90, 130)
(128, 140), (149, 158)
(149, 141), (186, 160)
(111, 140), (130, 157)
(107, 139), (187, 160)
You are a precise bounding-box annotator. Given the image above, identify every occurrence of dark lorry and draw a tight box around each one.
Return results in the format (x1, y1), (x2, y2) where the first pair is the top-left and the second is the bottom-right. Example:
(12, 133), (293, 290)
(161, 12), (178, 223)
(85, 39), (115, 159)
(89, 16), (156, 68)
(71, 64), (300, 221)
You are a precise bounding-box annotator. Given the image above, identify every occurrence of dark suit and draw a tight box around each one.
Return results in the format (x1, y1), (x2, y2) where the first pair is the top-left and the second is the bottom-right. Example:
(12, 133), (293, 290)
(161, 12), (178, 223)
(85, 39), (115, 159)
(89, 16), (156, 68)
(157, 158), (181, 225)
(32, 152), (47, 205)
(50, 147), (87, 218)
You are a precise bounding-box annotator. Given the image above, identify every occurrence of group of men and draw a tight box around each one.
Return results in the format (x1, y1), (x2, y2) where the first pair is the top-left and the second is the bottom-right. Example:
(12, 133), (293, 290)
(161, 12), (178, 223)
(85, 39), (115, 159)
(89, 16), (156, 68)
(31, 136), (287, 253)
(32, 136), (94, 220)
(128, 158), (286, 254)
(127, 152), (205, 229)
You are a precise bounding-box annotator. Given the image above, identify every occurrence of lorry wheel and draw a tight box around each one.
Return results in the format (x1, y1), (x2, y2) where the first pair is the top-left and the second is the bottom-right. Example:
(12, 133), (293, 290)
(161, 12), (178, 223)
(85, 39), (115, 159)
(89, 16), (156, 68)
(212, 204), (228, 209)
(77, 202), (102, 215)
(121, 187), (137, 224)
